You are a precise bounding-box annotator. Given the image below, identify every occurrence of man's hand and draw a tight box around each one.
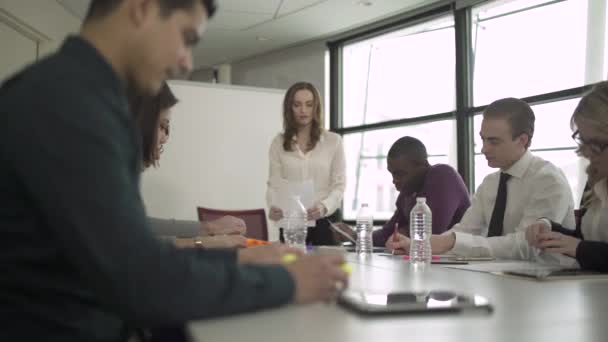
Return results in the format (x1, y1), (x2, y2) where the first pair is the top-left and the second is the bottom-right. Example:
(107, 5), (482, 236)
(385, 233), (410, 255)
(202, 216), (246, 236)
(537, 231), (581, 257)
(285, 254), (349, 304)
(269, 206), (283, 222)
(199, 235), (247, 249)
(307, 203), (327, 221)
(525, 220), (551, 248)
(237, 243), (304, 264)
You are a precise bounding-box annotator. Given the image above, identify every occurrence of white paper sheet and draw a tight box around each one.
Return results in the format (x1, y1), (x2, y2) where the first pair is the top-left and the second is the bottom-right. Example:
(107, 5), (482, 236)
(443, 261), (564, 273)
(274, 179), (316, 227)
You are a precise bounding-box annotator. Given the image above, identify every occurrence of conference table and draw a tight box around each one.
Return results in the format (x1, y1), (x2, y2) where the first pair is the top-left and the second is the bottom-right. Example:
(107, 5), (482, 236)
(189, 253), (608, 341)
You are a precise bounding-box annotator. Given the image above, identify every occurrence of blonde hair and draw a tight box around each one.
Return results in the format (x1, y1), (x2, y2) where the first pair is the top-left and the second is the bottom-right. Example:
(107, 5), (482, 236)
(571, 81), (608, 207)
(571, 81), (608, 133)
(282, 82), (323, 152)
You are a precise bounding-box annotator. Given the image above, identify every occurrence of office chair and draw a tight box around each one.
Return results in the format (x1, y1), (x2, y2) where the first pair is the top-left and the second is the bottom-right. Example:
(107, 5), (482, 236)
(197, 207), (268, 241)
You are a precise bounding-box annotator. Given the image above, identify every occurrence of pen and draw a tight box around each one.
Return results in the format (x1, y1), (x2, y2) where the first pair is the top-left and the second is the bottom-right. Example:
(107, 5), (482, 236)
(391, 222), (398, 255)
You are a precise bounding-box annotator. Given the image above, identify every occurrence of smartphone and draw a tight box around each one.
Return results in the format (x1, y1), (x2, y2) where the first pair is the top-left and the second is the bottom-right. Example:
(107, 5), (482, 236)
(338, 290), (492, 315)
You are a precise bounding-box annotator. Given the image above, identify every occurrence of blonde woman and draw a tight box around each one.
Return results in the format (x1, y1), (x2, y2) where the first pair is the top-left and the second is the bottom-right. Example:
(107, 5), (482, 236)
(526, 81), (608, 272)
(266, 82), (346, 245)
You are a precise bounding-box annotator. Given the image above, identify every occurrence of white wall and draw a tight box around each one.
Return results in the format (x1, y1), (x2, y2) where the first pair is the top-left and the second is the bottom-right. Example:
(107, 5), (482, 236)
(227, 40), (326, 96)
(140, 81), (284, 240)
(0, 21), (37, 81)
(1, 0), (81, 57)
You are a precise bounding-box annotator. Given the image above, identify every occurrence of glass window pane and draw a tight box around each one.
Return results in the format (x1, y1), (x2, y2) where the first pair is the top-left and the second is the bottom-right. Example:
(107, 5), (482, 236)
(472, 0), (589, 105)
(342, 120), (457, 221)
(342, 16), (455, 128)
(473, 98), (584, 203)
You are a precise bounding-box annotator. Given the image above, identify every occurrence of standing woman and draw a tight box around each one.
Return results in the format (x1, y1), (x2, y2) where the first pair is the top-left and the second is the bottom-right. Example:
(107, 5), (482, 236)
(266, 82), (346, 245)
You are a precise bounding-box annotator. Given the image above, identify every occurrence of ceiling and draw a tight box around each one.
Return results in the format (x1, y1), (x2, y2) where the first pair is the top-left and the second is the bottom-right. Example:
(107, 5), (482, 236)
(53, 0), (437, 67)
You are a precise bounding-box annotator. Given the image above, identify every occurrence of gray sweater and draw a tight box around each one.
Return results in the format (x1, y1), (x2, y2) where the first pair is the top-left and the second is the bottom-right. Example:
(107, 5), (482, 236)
(148, 217), (201, 238)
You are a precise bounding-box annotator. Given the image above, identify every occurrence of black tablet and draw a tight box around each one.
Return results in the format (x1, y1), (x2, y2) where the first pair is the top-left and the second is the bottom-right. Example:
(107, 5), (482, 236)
(345, 247), (386, 253)
(338, 290), (492, 315)
(503, 268), (608, 280)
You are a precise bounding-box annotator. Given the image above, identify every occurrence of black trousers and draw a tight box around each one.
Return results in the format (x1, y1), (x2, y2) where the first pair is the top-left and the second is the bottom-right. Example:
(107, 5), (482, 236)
(306, 214), (338, 246)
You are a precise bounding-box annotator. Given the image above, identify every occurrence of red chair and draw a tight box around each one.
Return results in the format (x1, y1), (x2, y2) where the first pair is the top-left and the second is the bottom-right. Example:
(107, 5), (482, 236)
(196, 207), (269, 241)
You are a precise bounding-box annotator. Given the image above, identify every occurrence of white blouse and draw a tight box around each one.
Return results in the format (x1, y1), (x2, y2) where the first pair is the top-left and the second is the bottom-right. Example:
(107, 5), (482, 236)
(266, 130), (346, 217)
(582, 179), (608, 242)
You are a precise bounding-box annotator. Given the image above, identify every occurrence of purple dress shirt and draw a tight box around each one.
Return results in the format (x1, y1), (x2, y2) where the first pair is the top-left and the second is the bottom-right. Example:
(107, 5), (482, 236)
(372, 164), (471, 246)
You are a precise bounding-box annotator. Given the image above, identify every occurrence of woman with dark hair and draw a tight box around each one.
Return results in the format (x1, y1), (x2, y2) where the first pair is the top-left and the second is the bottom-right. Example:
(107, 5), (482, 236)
(266, 82), (346, 245)
(133, 82), (247, 248)
(526, 81), (608, 272)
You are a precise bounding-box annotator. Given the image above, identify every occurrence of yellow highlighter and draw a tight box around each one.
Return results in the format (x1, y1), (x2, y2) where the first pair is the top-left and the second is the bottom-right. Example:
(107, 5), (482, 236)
(281, 253), (298, 264)
(281, 253), (352, 275)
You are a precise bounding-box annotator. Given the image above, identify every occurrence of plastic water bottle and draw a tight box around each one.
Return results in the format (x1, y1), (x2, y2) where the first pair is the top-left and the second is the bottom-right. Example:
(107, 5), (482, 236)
(283, 195), (308, 248)
(409, 197), (432, 269)
(355, 203), (373, 256)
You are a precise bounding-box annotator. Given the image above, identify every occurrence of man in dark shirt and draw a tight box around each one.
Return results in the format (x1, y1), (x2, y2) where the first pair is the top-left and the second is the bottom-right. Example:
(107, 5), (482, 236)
(373, 137), (471, 247)
(0, 1), (347, 341)
(332, 137), (470, 248)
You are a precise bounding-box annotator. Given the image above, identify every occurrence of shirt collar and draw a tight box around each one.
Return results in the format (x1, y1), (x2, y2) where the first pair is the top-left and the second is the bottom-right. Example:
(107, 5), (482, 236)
(593, 178), (608, 208)
(290, 130), (326, 143)
(503, 150), (532, 179)
(61, 35), (126, 97)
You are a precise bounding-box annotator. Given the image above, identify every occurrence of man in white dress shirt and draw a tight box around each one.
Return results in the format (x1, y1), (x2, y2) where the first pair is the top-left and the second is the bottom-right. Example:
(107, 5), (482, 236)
(388, 97), (575, 259)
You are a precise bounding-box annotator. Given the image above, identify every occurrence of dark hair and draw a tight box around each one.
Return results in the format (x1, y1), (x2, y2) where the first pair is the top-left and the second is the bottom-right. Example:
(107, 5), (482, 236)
(483, 97), (535, 148)
(282, 82), (323, 152)
(132, 82), (178, 168)
(85, 0), (217, 21)
(387, 136), (428, 164)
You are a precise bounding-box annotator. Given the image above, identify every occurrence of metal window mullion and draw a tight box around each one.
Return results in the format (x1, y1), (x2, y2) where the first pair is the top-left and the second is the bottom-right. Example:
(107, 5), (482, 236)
(455, 6), (475, 192)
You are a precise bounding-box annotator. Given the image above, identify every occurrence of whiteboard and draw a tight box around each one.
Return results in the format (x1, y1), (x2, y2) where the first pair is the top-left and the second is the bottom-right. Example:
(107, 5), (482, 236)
(140, 81), (284, 240)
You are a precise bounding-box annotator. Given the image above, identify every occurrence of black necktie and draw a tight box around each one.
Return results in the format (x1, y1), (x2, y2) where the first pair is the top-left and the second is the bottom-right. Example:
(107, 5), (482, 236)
(488, 172), (511, 237)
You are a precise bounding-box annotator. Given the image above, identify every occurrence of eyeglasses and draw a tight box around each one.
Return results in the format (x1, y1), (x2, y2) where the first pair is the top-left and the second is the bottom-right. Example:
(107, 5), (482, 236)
(572, 130), (608, 155)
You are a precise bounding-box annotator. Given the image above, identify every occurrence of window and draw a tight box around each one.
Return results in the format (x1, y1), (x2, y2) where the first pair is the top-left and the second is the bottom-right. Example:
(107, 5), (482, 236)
(342, 16), (455, 128)
(338, 15), (456, 220)
(472, 0), (590, 106)
(331, 0), (608, 223)
(342, 120), (456, 220)
(473, 98), (585, 202)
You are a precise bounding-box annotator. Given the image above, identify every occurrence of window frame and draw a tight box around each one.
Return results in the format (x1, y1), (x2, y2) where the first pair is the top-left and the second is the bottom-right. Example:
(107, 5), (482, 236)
(329, 0), (605, 224)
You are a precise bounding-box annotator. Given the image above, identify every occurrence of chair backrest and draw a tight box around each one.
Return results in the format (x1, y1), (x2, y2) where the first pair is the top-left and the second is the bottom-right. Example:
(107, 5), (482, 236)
(197, 207), (268, 241)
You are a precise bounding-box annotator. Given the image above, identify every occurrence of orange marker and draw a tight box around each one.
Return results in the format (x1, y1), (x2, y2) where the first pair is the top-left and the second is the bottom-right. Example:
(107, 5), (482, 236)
(246, 238), (270, 247)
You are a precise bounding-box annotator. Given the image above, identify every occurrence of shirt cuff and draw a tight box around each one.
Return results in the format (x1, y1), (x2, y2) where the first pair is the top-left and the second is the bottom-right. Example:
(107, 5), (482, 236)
(537, 218), (552, 230)
(450, 231), (474, 256)
(450, 231), (491, 257)
(320, 199), (336, 217)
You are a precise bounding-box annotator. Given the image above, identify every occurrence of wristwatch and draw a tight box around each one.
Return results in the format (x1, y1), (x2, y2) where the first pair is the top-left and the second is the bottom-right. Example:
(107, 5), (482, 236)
(194, 236), (204, 248)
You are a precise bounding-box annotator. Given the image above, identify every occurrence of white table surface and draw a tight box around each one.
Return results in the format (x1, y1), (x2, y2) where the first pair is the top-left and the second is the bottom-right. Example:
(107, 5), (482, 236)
(189, 253), (608, 342)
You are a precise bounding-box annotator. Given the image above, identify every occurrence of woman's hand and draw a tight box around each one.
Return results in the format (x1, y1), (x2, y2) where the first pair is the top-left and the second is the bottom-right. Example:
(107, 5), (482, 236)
(537, 231), (581, 257)
(307, 203), (327, 221)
